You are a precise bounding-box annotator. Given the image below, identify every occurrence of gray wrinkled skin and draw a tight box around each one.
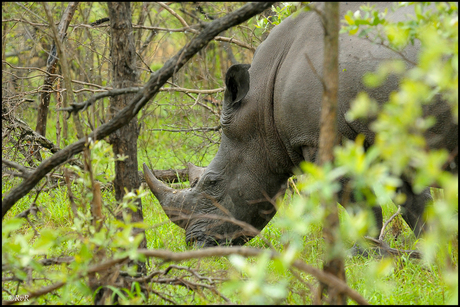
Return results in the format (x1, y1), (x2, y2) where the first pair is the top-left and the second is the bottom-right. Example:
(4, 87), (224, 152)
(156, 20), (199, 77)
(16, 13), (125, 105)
(144, 3), (458, 247)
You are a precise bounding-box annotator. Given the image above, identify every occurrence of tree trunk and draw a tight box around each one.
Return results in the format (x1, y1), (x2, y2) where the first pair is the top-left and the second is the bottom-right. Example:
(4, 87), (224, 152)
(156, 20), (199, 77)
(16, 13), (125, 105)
(317, 2), (346, 305)
(92, 2), (146, 304)
(35, 2), (78, 140)
(108, 1), (146, 246)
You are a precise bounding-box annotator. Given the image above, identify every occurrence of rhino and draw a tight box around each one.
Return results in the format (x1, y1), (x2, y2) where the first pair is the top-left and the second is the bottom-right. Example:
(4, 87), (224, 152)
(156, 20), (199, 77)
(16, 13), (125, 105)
(143, 2), (458, 247)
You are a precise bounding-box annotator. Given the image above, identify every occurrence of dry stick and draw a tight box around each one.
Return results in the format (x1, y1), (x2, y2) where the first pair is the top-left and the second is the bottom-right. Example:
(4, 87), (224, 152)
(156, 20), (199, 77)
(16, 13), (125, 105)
(164, 80), (221, 117)
(304, 52), (325, 89)
(2, 61), (62, 78)
(138, 25), (256, 51)
(288, 177), (301, 195)
(150, 289), (177, 304)
(363, 236), (422, 259)
(372, 39), (417, 66)
(379, 205), (401, 241)
(13, 2), (48, 23)
(362, 205), (422, 259)
(38, 257), (75, 266)
(160, 86), (224, 94)
(3, 1), (274, 216)
(2, 171), (28, 180)
(149, 125), (221, 133)
(4, 113), (61, 154)
(4, 163), (188, 188)
(158, 2), (189, 27)
(3, 104), (84, 175)
(289, 267), (315, 293)
(2, 159), (32, 177)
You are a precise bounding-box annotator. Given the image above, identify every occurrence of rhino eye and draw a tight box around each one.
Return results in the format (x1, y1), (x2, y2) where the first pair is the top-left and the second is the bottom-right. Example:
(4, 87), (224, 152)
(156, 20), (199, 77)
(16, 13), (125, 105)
(204, 174), (221, 186)
(208, 179), (219, 186)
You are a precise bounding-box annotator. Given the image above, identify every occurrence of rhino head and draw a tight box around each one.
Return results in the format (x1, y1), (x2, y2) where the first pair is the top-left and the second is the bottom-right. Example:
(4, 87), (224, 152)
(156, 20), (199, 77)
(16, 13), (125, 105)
(144, 64), (292, 247)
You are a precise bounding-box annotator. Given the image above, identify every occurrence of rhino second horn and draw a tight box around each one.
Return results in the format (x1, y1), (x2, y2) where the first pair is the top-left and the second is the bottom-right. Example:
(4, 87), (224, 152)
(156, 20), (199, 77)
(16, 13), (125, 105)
(187, 162), (206, 188)
(143, 163), (188, 229)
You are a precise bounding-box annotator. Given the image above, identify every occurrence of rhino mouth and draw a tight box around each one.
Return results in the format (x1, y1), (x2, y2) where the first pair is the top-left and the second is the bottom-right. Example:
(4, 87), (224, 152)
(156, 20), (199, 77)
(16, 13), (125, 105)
(186, 220), (255, 247)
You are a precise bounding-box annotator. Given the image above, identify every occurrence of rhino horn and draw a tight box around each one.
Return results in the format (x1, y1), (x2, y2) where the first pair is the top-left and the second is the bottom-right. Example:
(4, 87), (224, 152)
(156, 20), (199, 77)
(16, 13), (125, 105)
(187, 162), (206, 188)
(143, 163), (189, 229)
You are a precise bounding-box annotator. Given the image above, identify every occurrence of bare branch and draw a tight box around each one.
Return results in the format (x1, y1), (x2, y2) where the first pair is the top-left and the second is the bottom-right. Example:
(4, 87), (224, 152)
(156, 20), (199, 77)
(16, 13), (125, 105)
(214, 35), (256, 52)
(379, 205), (401, 241)
(3, 113), (61, 154)
(3, 61), (108, 90)
(370, 38), (417, 66)
(364, 236), (422, 259)
(158, 2), (189, 27)
(2, 159), (32, 178)
(160, 86), (224, 95)
(149, 125), (221, 133)
(38, 257), (75, 266)
(58, 86), (224, 115)
(305, 3), (326, 29)
(304, 52), (325, 89)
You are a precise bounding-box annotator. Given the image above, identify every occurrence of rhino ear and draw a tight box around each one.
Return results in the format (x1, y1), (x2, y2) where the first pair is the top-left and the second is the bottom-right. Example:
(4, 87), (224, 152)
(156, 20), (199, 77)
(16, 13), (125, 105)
(224, 64), (250, 108)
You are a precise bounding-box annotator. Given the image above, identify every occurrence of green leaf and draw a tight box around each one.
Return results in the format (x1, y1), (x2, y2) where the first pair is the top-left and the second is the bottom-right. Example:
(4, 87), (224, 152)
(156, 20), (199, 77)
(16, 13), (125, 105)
(344, 14), (354, 25)
(33, 229), (59, 254)
(349, 25), (359, 35)
(229, 254), (247, 271)
(2, 218), (25, 236)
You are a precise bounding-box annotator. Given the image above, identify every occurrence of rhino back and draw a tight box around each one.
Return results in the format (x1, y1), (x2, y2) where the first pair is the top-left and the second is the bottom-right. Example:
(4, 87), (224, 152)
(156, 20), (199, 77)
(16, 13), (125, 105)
(249, 3), (420, 167)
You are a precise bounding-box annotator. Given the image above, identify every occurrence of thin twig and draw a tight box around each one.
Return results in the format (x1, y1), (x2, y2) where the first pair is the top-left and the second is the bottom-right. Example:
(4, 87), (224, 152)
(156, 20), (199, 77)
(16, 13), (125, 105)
(305, 3), (326, 28)
(57, 86), (223, 114)
(158, 2), (189, 27)
(371, 38), (417, 66)
(288, 177), (301, 195)
(149, 125), (221, 133)
(364, 236), (422, 259)
(379, 205), (401, 241)
(2, 159), (32, 178)
(150, 288), (177, 304)
(304, 52), (325, 89)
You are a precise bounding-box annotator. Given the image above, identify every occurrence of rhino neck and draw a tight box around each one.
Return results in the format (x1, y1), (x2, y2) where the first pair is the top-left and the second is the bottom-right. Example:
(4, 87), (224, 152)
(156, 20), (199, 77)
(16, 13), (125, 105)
(247, 52), (303, 174)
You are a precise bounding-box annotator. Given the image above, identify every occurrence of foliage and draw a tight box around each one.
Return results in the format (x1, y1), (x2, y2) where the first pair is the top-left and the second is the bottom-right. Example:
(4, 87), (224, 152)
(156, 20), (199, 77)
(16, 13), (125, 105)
(253, 2), (300, 36)
(2, 140), (150, 303)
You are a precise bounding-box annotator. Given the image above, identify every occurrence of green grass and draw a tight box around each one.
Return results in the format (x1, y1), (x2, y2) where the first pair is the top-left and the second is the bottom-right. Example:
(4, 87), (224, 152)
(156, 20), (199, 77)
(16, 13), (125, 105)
(3, 171), (457, 304)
